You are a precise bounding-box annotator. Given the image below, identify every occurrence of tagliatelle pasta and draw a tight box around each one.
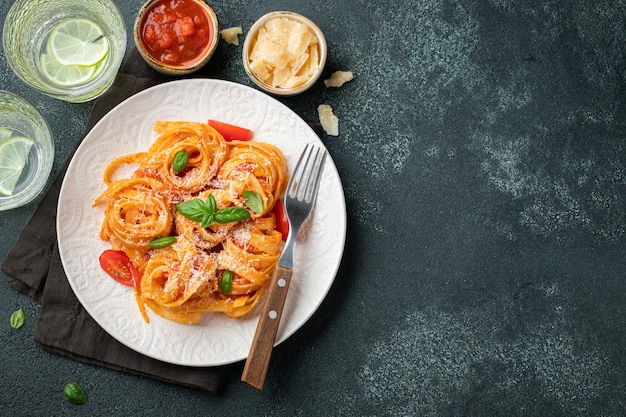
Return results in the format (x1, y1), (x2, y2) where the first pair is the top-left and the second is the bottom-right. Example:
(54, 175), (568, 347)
(96, 177), (173, 265)
(93, 120), (287, 324)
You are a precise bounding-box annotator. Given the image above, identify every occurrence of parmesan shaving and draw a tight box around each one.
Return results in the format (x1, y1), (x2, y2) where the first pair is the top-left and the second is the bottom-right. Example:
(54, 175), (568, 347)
(324, 71), (354, 88)
(317, 104), (339, 136)
(220, 26), (243, 46)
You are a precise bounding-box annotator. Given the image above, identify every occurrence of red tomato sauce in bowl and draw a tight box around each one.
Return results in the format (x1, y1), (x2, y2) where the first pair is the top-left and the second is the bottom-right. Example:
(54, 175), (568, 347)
(136, 0), (218, 71)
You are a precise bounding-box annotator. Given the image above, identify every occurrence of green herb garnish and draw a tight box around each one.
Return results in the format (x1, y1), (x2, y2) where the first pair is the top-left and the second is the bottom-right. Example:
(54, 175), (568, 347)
(149, 236), (177, 249)
(214, 207), (251, 223)
(172, 149), (189, 173)
(242, 190), (263, 213)
(10, 308), (25, 329)
(63, 382), (87, 404)
(220, 271), (233, 295)
(176, 194), (250, 228)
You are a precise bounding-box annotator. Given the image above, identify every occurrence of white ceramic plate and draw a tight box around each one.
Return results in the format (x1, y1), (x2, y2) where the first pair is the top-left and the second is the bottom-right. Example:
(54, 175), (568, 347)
(57, 79), (346, 366)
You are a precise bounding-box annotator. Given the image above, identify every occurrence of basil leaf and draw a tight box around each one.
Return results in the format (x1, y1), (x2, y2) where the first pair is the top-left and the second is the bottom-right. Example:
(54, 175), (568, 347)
(214, 207), (250, 224)
(220, 271), (233, 295)
(64, 382), (87, 405)
(149, 236), (177, 249)
(10, 308), (25, 329)
(176, 199), (212, 223)
(200, 213), (215, 229)
(172, 149), (189, 173)
(177, 193), (246, 227)
(206, 193), (217, 214)
(243, 190), (263, 213)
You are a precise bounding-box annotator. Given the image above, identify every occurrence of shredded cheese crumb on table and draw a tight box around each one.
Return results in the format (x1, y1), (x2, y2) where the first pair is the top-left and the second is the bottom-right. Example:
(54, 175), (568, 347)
(317, 104), (339, 136)
(324, 71), (354, 88)
(220, 26), (243, 45)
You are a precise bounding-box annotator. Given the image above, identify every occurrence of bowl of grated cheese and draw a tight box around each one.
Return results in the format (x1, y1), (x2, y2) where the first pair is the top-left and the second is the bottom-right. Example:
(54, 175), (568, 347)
(242, 11), (327, 96)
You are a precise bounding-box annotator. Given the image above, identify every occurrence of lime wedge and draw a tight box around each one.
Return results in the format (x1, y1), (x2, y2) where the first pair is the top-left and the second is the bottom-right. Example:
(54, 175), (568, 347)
(0, 136), (34, 196)
(47, 18), (109, 66)
(0, 128), (12, 141)
(40, 51), (97, 87)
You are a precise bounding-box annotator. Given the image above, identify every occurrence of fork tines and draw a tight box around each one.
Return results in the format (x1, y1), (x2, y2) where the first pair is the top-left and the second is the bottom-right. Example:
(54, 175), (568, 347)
(287, 143), (326, 204)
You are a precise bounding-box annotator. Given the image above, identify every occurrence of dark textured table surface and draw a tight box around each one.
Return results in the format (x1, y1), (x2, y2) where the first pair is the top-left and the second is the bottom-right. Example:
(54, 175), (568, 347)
(2, 0), (626, 415)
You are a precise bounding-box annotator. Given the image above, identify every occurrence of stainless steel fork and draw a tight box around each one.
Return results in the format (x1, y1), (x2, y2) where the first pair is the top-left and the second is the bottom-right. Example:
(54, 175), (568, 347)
(241, 143), (327, 390)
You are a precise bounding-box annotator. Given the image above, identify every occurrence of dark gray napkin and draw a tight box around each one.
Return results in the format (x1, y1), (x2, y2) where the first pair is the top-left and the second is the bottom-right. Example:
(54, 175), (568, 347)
(1, 49), (227, 393)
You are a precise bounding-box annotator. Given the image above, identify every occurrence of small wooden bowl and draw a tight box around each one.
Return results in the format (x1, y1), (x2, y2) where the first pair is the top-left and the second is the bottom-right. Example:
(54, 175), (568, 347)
(242, 11), (327, 96)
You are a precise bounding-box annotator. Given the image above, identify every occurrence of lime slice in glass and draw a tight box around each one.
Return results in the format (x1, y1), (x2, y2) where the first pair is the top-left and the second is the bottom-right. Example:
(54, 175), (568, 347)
(0, 128), (12, 141)
(40, 51), (97, 87)
(47, 18), (110, 66)
(0, 136), (34, 196)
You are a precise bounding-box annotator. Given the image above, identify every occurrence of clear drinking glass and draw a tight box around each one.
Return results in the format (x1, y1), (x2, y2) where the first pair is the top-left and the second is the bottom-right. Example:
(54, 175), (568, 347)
(0, 91), (54, 211)
(2, 0), (127, 103)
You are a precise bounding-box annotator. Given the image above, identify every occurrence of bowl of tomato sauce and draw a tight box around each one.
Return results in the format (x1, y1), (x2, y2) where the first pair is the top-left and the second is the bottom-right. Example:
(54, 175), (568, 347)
(134, 0), (219, 76)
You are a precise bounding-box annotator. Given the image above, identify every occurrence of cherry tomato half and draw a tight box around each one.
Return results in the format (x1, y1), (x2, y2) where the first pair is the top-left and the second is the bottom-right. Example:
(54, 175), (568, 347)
(99, 250), (140, 287)
(208, 119), (252, 142)
(272, 199), (289, 242)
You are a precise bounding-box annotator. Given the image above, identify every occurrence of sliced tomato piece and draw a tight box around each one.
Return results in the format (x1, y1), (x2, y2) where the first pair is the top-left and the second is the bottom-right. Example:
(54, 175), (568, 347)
(208, 119), (252, 142)
(99, 250), (140, 287)
(272, 199), (289, 242)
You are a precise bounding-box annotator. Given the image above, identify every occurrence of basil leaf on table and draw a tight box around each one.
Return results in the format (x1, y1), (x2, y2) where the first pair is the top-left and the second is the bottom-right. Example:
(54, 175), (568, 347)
(10, 308), (25, 329)
(63, 382), (87, 404)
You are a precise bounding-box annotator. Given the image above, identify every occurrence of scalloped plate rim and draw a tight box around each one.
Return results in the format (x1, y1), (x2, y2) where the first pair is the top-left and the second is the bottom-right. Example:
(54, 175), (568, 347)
(56, 79), (347, 367)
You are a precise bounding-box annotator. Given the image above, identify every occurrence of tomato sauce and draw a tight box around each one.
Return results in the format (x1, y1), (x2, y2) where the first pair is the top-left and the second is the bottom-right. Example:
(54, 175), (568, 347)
(140, 0), (213, 66)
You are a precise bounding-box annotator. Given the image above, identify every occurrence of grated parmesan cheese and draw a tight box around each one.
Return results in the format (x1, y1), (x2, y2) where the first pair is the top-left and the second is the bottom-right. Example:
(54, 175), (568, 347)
(232, 228), (252, 250)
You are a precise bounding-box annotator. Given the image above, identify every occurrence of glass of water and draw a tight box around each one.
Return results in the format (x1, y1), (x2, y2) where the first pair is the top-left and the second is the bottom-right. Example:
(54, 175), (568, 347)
(3, 0), (127, 103)
(0, 91), (54, 211)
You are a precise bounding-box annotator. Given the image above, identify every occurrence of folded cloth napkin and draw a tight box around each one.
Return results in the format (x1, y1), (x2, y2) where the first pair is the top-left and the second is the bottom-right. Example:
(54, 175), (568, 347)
(1, 49), (228, 393)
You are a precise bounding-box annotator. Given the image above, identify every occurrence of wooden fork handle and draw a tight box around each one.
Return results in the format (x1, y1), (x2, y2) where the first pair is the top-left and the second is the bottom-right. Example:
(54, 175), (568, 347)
(241, 264), (293, 390)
